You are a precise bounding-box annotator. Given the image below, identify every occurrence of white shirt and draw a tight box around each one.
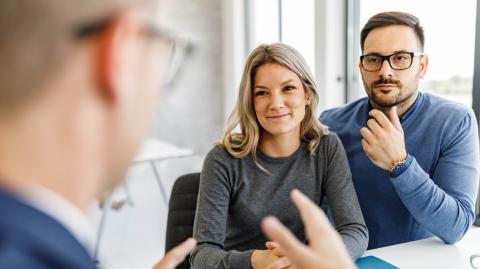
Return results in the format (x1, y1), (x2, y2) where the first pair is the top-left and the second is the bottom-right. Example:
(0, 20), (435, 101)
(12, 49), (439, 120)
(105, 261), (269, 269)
(16, 184), (96, 255)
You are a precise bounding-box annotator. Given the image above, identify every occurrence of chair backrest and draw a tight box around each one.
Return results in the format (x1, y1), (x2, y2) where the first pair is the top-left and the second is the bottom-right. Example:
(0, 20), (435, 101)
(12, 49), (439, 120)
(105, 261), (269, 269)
(165, 172), (200, 269)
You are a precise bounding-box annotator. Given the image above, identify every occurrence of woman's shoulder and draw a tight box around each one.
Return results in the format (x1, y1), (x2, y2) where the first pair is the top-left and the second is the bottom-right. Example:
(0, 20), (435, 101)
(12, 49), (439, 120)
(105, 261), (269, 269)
(206, 144), (231, 159)
(204, 143), (244, 164)
(317, 132), (342, 150)
(310, 132), (345, 160)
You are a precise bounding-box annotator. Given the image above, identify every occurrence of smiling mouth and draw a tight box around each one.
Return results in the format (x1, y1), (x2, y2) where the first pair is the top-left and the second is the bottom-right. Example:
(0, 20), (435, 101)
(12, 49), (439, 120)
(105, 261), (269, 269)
(266, 113), (290, 119)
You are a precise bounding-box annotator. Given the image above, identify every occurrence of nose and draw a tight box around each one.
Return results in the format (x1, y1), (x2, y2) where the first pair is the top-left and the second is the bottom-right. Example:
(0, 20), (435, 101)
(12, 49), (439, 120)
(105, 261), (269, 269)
(269, 90), (285, 110)
(377, 58), (394, 78)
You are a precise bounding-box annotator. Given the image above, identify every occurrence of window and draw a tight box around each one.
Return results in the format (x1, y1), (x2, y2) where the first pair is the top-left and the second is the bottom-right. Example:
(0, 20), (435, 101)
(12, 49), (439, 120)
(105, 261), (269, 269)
(249, 0), (280, 47)
(248, 0), (315, 74)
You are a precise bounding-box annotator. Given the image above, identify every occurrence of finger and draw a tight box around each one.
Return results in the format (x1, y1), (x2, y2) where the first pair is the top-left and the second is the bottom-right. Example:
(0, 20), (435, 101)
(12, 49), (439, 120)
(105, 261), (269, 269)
(261, 216), (306, 259)
(369, 109), (393, 129)
(360, 127), (374, 144)
(266, 241), (285, 256)
(153, 238), (197, 269)
(272, 246), (286, 257)
(361, 138), (370, 154)
(387, 106), (402, 130)
(366, 118), (382, 134)
(289, 190), (336, 248)
(266, 256), (292, 269)
(266, 241), (279, 250)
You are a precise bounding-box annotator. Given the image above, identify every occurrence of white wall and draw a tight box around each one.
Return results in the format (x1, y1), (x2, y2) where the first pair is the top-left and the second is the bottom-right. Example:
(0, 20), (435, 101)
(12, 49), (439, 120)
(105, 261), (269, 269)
(151, 0), (225, 155)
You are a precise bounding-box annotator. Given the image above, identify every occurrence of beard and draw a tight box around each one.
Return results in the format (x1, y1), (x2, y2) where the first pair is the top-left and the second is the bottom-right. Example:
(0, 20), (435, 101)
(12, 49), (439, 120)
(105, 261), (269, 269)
(363, 77), (418, 108)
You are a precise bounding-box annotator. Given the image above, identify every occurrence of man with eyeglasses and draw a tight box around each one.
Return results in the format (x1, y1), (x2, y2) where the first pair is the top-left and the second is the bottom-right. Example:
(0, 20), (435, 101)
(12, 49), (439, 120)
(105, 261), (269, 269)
(0, 0), (195, 268)
(321, 11), (479, 249)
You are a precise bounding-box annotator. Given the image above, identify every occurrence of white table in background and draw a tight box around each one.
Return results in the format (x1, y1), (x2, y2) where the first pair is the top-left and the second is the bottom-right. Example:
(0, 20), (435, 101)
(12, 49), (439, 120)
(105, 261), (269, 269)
(93, 138), (193, 264)
(363, 227), (480, 268)
(133, 138), (193, 204)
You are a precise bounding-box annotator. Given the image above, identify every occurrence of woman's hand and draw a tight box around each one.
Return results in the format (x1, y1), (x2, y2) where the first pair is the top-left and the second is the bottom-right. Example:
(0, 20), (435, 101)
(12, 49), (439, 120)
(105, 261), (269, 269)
(251, 249), (291, 269)
(261, 190), (356, 269)
(264, 242), (293, 269)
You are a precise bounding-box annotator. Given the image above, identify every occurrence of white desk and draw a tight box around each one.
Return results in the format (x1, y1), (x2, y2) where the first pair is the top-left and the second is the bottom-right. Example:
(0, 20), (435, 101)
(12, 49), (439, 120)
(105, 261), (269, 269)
(363, 228), (480, 268)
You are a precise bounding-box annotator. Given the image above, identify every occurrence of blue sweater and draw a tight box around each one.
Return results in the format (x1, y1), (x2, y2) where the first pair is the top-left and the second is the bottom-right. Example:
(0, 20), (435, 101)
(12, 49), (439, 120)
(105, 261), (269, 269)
(320, 92), (479, 249)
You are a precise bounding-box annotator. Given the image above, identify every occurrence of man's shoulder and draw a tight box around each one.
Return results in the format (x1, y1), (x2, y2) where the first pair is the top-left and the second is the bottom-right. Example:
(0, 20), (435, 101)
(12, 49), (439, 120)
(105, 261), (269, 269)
(320, 97), (370, 135)
(320, 97), (369, 123)
(0, 190), (96, 269)
(422, 92), (474, 121)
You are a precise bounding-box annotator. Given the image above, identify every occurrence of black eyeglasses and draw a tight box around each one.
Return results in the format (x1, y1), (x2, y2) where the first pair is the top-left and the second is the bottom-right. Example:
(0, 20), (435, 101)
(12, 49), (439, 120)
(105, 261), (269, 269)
(75, 16), (193, 86)
(360, 52), (423, 72)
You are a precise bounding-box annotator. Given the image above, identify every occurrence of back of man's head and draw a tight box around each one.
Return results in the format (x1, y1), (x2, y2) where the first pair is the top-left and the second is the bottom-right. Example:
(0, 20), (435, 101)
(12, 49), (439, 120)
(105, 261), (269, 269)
(0, 0), (153, 113)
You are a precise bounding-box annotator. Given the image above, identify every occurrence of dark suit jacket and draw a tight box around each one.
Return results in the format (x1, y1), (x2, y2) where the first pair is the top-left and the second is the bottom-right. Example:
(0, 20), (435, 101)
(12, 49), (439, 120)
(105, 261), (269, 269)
(0, 188), (97, 269)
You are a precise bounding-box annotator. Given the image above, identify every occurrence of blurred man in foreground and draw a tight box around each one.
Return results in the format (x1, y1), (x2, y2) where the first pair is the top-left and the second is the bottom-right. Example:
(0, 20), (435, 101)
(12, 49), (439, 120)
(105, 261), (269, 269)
(0, 0), (195, 268)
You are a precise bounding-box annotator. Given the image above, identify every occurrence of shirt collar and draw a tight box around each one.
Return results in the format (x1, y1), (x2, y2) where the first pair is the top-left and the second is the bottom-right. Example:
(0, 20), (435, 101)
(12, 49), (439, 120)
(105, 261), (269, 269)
(16, 184), (96, 255)
(399, 91), (424, 124)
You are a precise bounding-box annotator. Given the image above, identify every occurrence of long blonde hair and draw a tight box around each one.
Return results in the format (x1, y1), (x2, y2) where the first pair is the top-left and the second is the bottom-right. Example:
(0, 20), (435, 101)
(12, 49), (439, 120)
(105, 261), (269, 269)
(222, 43), (328, 159)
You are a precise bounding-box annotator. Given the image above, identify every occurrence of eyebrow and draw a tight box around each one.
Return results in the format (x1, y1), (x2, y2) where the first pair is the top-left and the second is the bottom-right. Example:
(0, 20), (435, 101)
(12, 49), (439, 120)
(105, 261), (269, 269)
(254, 79), (296, 90)
(280, 79), (295, 86)
(363, 50), (412, 56)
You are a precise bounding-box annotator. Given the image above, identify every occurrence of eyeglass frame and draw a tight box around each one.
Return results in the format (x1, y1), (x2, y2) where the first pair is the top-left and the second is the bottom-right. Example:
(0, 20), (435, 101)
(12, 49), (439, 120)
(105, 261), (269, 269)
(360, 51), (424, 72)
(74, 15), (192, 87)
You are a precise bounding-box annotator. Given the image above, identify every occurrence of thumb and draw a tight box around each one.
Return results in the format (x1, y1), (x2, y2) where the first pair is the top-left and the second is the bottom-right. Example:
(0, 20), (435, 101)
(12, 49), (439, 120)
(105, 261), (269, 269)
(261, 216), (305, 260)
(266, 241), (279, 250)
(266, 241), (286, 257)
(388, 106), (402, 130)
(153, 238), (197, 269)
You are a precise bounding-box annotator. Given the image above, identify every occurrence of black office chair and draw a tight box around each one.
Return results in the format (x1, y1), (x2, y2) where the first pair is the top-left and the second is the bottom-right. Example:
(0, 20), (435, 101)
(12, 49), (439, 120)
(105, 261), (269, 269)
(165, 172), (200, 269)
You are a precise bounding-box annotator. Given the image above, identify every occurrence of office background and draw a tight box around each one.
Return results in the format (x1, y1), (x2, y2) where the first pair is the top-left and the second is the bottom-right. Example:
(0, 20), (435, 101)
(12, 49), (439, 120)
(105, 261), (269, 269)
(91, 0), (480, 268)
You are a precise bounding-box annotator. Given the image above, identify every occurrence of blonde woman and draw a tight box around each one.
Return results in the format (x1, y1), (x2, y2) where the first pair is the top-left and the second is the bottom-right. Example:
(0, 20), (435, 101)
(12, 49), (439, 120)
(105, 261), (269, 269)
(191, 43), (368, 269)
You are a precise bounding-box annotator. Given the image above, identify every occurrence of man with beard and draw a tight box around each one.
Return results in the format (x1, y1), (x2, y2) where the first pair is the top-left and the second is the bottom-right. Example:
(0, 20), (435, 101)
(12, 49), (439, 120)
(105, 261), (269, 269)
(320, 11), (479, 249)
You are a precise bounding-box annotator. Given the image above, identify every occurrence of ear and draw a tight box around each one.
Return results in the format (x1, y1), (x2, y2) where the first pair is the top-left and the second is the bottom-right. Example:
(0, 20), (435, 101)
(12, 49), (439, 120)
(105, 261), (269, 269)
(95, 12), (140, 101)
(418, 53), (429, 79)
(304, 91), (311, 106)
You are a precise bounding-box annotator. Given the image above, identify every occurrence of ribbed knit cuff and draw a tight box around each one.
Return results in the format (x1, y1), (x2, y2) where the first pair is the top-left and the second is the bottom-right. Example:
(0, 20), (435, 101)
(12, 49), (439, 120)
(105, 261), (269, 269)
(389, 154), (413, 178)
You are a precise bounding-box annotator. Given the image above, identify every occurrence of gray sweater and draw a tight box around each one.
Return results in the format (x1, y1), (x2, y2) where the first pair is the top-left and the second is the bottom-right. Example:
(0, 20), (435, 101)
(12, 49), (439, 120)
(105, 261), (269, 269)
(191, 133), (368, 269)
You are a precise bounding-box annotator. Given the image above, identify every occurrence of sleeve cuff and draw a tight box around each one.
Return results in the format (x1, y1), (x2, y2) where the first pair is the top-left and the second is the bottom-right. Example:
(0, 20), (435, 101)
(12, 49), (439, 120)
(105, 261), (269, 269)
(389, 156), (431, 196)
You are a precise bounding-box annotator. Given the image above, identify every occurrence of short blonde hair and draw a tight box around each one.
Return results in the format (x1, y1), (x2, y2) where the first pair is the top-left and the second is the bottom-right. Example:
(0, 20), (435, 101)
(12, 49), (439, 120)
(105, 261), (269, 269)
(222, 43), (328, 159)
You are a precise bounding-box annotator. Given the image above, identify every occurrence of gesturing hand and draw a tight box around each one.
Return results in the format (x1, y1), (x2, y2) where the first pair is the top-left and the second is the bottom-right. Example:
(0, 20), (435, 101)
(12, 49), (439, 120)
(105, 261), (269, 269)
(360, 106), (407, 171)
(251, 248), (292, 269)
(261, 190), (356, 269)
(152, 238), (196, 269)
